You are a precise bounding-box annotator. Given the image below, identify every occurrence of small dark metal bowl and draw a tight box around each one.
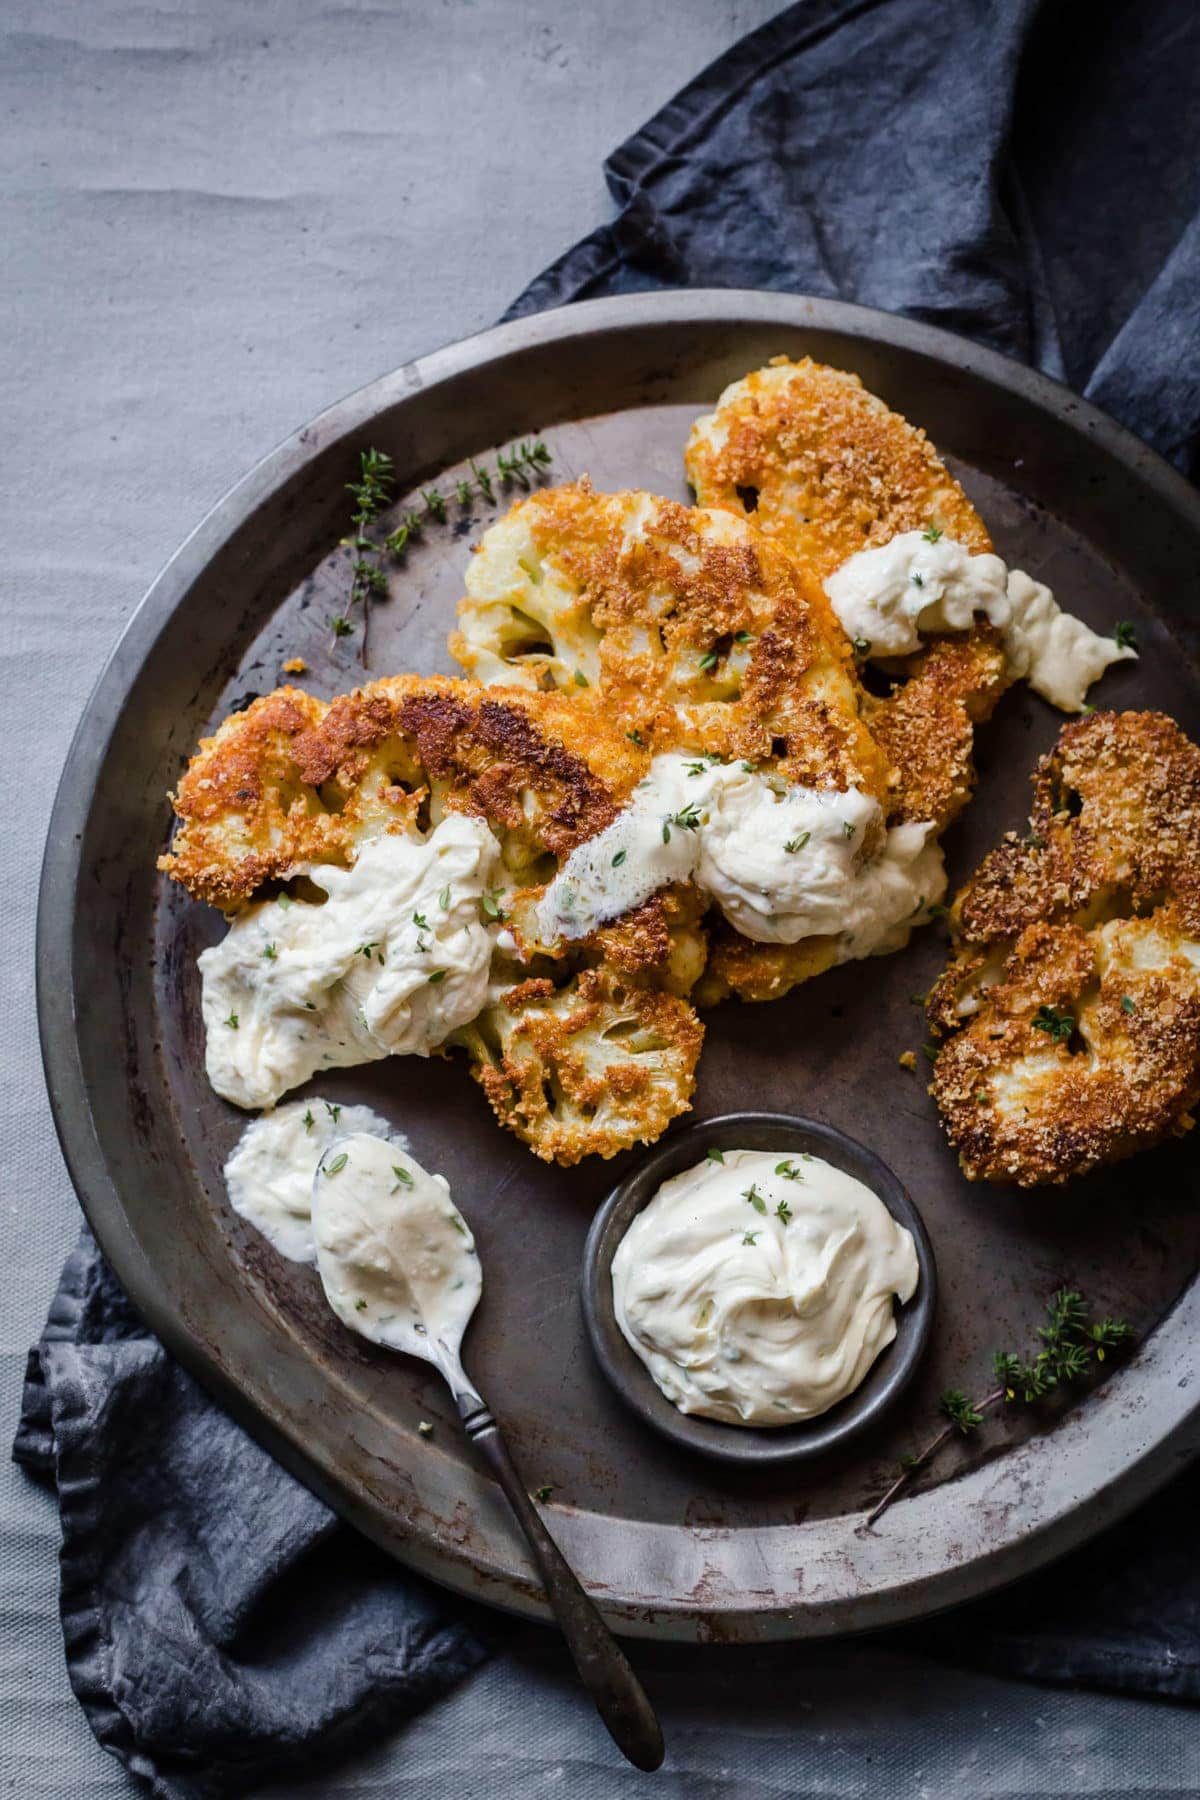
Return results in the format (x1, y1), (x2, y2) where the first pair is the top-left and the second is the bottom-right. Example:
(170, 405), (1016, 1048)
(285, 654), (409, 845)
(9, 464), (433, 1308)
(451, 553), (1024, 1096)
(581, 1112), (937, 1467)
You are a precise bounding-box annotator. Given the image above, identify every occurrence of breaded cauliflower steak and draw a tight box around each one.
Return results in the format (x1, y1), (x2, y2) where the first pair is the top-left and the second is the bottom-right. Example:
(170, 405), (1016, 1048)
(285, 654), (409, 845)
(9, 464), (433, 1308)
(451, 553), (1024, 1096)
(453, 966), (704, 1166)
(684, 355), (992, 579)
(451, 481), (891, 803)
(161, 674), (702, 1163)
(161, 674), (644, 912)
(685, 356), (1009, 832)
(927, 711), (1200, 1186)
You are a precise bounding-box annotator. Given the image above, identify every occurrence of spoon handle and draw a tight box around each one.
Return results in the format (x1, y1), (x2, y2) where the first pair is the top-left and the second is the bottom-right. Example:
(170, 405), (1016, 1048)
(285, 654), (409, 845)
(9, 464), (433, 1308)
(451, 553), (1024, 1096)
(457, 1392), (664, 1772)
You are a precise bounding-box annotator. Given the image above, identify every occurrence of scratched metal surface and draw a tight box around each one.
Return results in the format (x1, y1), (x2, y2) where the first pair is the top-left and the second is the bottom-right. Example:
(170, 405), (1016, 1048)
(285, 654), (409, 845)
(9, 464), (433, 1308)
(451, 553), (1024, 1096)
(40, 292), (1200, 1640)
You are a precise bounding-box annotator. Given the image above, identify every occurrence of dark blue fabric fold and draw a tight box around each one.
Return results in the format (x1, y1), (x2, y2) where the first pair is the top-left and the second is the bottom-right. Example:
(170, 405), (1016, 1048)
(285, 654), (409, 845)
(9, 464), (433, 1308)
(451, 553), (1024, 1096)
(15, 1228), (491, 1799)
(16, 1), (1200, 1792)
(508, 0), (1200, 478)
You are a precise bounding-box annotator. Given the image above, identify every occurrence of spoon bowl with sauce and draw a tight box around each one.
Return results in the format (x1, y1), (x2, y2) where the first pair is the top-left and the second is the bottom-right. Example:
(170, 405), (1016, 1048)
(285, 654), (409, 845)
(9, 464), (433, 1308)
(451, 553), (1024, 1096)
(311, 1131), (664, 1773)
(581, 1113), (937, 1468)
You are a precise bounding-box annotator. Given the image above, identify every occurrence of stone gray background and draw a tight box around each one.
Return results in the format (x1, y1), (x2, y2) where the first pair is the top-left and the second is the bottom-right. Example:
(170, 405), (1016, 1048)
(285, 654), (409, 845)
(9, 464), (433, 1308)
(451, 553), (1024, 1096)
(2, 1), (1198, 1793)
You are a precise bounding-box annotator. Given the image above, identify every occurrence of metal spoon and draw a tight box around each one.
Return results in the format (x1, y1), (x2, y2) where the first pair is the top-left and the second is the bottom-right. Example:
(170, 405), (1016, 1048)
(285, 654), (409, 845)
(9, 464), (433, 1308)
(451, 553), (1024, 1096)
(311, 1132), (664, 1773)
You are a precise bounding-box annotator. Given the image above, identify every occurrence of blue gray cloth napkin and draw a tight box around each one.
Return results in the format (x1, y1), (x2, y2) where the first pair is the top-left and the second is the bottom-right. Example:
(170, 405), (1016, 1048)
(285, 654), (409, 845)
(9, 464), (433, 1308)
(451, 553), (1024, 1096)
(17, 1), (1200, 1793)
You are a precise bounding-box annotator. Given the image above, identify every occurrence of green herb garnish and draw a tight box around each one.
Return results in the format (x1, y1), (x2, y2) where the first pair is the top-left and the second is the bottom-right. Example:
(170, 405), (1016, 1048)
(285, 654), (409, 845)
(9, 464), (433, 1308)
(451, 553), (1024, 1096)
(922, 524), (943, 543)
(868, 1288), (1133, 1527)
(1032, 1004), (1075, 1043)
(706, 1147), (725, 1164)
(698, 650), (719, 673)
(325, 1153), (348, 1176)
(612, 849), (627, 867)
(743, 1184), (767, 1215)
(1114, 620), (1137, 650)
(428, 969), (447, 985)
(784, 832), (810, 854)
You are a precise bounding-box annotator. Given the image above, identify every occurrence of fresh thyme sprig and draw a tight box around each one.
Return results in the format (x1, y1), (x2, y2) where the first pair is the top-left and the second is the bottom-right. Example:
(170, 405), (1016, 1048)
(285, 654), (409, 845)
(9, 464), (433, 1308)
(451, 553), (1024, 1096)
(334, 438), (553, 661)
(865, 1288), (1132, 1528)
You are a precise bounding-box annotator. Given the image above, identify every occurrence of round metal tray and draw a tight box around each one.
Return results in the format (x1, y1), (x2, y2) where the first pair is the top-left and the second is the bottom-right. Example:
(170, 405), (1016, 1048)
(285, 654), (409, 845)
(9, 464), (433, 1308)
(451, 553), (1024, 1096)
(38, 290), (1200, 1642)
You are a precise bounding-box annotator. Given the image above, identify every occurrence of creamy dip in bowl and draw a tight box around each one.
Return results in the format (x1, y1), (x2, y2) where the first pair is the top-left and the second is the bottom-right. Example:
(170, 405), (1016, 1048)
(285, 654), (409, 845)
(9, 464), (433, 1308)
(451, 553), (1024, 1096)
(581, 1114), (936, 1467)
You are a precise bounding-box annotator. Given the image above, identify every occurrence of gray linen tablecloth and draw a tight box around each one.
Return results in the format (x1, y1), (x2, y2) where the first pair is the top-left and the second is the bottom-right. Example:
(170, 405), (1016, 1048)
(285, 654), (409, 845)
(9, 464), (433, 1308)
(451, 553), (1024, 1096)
(3, 3), (1199, 1794)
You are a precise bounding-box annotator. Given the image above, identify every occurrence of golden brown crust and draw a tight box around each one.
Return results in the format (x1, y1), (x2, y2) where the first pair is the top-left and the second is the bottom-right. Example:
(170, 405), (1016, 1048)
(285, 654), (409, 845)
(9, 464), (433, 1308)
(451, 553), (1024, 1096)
(160, 674), (645, 912)
(928, 711), (1200, 1185)
(684, 356), (992, 580)
(454, 963), (704, 1163)
(685, 355), (1002, 837)
(452, 481), (892, 803)
(865, 627), (1012, 829)
(694, 926), (839, 1006)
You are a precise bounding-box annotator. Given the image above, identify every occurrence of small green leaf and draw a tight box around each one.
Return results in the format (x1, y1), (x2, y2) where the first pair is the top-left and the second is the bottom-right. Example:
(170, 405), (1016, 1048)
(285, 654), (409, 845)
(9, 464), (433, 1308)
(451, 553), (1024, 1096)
(574, 669), (589, 688)
(325, 1153), (349, 1176)
(438, 884), (451, 911)
(1121, 994), (1136, 1015)
(612, 849), (627, 867)
(743, 1184), (767, 1215)
(324, 1102), (341, 1122)
(391, 1165), (414, 1192)
(706, 1147), (725, 1164)
(302, 1110), (314, 1131)
(225, 1012), (239, 1029)
(1114, 619), (1137, 651)
(533, 1484), (554, 1502)
(355, 1298), (367, 1312)
(428, 969), (447, 984)
(784, 831), (810, 855)
(922, 524), (943, 543)
(698, 650), (719, 673)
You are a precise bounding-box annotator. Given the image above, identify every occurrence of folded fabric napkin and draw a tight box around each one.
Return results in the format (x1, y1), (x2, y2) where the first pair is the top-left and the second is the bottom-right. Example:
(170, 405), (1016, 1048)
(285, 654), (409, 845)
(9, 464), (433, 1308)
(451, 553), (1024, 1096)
(17, 1), (1200, 1792)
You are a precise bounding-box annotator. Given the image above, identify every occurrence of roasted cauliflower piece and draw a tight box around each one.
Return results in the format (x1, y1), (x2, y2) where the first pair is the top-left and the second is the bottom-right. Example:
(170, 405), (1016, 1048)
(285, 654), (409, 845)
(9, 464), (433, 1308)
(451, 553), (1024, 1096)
(160, 673), (644, 913)
(684, 355), (992, 580)
(451, 480), (891, 802)
(685, 355), (1007, 835)
(927, 711), (1200, 1185)
(453, 964), (704, 1164)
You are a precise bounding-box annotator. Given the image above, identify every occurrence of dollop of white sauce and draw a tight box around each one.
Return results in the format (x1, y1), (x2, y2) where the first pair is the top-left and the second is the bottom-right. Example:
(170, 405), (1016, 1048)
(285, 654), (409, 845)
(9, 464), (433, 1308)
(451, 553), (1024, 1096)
(200, 814), (502, 1110)
(223, 1097), (402, 1262)
(612, 1149), (919, 1426)
(1002, 569), (1135, 712)
(312, 1130), (481, 1355)
(823, 530), (1136, 712)
(537, 754), (945, 951)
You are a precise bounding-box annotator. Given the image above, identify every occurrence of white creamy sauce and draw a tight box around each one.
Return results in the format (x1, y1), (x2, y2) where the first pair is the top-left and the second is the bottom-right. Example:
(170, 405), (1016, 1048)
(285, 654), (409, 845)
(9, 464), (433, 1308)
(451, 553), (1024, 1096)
(311, 1131), (481, 1354)
(1002, 569), (1135, 712)
(200, 814), (502, 1110)
(823, 530), (1136, 712)
(223, 1097), (402, 1263)
(612, 1149), (919, 1426)
(538, 754), (944, 951)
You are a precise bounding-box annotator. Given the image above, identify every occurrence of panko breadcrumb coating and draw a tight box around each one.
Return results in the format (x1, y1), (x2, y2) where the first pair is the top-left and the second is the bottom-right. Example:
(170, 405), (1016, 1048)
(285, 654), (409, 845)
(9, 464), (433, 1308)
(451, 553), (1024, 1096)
(684, 356), (992, 578)
(927, 711), (1200, 1185)
(451, 479), (891, 803)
